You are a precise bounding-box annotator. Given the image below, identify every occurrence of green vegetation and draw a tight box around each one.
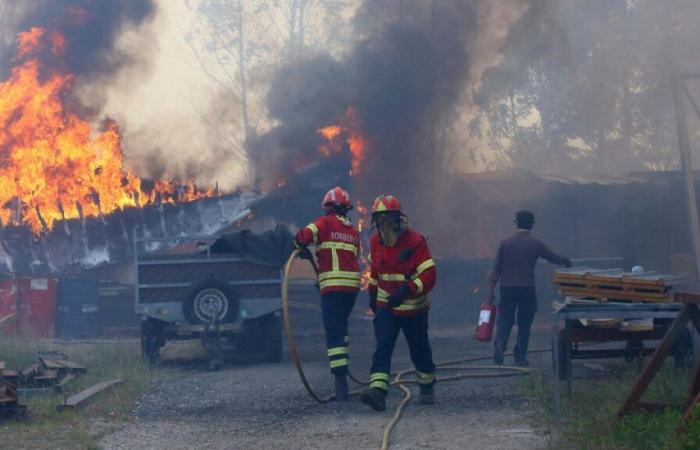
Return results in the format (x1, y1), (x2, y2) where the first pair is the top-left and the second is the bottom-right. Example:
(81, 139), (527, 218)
(0, 339), (158, 450)
(519, 362), (700, 450)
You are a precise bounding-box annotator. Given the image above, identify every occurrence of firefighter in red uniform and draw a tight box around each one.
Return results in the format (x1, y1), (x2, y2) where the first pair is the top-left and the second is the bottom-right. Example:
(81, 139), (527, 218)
(360, 195), (437, 411)
(294, 186), (361, 401)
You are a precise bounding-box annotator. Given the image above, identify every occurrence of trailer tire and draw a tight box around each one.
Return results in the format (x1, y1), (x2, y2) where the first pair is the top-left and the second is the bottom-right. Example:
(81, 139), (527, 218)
(263, 313), (283, 363)
(184, 279), (238, 325)
(141, 318), (165, 364)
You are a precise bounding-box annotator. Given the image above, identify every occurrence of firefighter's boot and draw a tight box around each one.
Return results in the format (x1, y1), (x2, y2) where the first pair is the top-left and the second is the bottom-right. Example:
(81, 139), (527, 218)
(419, 384), (435, 405)
(334, 373), (349, 401)
(360, 387), (386, 411)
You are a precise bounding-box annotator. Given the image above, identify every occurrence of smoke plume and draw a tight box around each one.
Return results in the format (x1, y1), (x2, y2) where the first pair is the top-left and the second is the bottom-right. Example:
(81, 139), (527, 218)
(249, 0), (522, 199)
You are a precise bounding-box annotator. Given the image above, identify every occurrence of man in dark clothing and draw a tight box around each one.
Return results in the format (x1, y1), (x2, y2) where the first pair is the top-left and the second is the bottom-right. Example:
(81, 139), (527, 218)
(487, 210), (571, 366)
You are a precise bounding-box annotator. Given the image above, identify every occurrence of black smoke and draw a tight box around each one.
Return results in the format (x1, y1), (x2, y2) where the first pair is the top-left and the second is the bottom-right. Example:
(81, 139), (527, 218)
(1, 0), (156, 81)
(249, 0), (478, 193)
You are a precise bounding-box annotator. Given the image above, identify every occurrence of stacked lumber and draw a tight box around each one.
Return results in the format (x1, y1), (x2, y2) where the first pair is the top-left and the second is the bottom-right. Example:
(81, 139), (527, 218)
(553, 268), (685, 303)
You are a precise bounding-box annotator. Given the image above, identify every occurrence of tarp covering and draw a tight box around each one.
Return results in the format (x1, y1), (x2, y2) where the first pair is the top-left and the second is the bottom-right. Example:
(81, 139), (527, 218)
(209, 224), (295, 268)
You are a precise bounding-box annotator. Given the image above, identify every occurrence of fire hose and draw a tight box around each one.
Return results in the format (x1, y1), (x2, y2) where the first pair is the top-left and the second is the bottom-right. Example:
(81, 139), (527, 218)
(282, 249), (537, 450)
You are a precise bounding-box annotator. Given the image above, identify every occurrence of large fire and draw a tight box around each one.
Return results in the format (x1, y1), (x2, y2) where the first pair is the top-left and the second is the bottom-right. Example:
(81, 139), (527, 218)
(0, 28), (214, 234)
(317, 107), (368, 175)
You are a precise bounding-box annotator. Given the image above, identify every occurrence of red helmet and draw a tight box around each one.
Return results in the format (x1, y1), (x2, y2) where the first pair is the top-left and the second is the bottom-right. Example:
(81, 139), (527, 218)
(371, 195), (402, 215)
(322, 186), (353, 210)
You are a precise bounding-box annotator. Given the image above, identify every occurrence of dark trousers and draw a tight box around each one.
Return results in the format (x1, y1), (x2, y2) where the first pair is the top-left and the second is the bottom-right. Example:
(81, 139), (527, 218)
(369, 307), (435, 391)
(321, 291), (357, 374)
(494, 287), (537, 359)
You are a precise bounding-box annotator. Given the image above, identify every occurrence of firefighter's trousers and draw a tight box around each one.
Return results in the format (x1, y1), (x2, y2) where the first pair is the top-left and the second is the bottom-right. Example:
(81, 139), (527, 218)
(368, 307), (435, 391)
(321, 291), (357, 374)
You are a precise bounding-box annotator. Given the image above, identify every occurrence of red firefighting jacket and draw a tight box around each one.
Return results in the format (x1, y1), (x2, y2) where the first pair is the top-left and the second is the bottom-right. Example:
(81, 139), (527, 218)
(295, 214), (361, 295)
(367, 229), (436, 316)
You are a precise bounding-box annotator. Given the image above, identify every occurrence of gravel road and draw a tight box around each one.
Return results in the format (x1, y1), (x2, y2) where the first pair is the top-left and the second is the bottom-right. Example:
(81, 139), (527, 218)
(100, 318), (552, 450)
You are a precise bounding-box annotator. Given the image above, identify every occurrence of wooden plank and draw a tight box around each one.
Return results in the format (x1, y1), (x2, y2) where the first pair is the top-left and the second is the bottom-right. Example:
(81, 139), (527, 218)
(34, 369), (58, 382)
(40, 358), (67, 370)
(56, 379), (123, 411)
(557, 287), (671, 303)
(617, 305), (692, 418)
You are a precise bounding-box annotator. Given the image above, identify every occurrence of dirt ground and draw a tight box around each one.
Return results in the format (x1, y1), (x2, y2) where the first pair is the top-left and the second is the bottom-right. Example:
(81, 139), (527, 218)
(99, 318), (552, 450)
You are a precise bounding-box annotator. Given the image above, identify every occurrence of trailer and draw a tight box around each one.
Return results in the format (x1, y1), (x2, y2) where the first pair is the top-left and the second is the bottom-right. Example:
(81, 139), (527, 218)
(134, 229), (292, 370)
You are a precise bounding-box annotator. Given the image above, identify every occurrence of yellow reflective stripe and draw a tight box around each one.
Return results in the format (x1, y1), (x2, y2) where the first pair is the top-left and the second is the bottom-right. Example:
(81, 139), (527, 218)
(413, 278), (424, 295)
(327, 347), (349, 357)
(330, 358), (348, 368)
(332, 249), (339, 271)
(416, 371), (435, 384)
(319, 279), (361, 289)
(306, 223), (319, 243)
(377, 287), (391, 299)
(318, 271), (361, 281)
(318, 241), (359, 254)
(378, 273), (406, 281)
(376, 296), (429, 311)
(368, 277), (378, 286)
(370, 373), (389, 381)
(370, 380), (389, 390)
(415, 259), (435, 276)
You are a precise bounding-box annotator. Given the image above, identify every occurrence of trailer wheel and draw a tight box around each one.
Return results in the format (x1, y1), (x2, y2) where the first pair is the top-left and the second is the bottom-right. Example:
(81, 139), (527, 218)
(184, 279), (238, 324)
(141, 318), (165, 364)
(263, 313), (283, 363)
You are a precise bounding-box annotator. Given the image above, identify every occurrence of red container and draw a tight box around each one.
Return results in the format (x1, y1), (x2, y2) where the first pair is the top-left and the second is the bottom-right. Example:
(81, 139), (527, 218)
(474, 302), (497, 342)
(16, 277), (58, 339)
(0, 279), (18, 336)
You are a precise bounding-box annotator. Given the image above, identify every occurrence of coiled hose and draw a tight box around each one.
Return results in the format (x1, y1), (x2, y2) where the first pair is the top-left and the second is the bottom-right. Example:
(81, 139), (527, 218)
(282, 249), (535, 450)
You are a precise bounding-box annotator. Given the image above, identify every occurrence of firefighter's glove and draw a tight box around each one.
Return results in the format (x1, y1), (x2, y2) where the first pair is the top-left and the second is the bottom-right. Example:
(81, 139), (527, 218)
(294, 239), (313, 260)
(369, 290), (378, 313)
(388, 284), (412, 308)
(298, 249), (313, 260)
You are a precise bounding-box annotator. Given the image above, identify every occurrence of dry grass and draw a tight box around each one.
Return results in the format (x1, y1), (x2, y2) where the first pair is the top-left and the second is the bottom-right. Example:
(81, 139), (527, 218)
(0, 338), (159, 450)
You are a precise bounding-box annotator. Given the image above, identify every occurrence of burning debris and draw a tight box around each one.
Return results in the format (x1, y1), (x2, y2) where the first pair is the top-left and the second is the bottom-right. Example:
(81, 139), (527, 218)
(0, 25), (215, 235)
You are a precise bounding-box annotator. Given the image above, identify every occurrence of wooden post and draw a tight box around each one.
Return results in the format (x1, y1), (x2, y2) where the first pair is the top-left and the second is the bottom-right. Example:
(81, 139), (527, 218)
(673, 73), (700, 287)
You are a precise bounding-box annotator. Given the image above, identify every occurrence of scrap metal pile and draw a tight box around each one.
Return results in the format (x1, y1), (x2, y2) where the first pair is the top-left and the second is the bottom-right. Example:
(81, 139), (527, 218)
(0, 353), (96, 418)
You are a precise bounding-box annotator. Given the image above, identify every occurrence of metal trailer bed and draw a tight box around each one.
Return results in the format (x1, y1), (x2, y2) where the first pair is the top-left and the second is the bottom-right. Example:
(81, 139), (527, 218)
(134, 233), (284, 370)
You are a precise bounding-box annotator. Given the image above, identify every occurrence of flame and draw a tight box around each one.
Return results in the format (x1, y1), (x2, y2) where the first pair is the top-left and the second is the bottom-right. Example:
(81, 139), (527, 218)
(0, 28), (216, 233)
(316, 107), (368, 175)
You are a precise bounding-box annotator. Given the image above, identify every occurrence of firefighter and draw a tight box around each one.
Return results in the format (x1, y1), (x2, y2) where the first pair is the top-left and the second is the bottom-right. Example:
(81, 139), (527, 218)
(487, 210), (571, 367)
(294, 186), (361, 401)
(360, 195), (437, 411)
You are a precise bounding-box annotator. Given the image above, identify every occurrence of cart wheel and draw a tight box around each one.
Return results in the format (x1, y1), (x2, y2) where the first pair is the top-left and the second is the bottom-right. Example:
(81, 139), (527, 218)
(184, 279), (239, 325)
(141, 318), (165, 364)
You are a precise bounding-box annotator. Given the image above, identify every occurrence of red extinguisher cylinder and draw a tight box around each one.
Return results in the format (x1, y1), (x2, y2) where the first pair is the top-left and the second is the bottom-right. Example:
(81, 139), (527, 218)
(474, 302), (497, 342)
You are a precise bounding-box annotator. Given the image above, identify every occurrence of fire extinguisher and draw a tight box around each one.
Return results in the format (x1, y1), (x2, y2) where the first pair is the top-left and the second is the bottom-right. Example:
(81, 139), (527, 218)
(474, 302), (497, 342)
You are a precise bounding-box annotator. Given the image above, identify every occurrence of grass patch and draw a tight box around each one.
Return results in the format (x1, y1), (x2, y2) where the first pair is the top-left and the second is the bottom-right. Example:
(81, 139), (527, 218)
(518, 362), (700, 450)
(0, 338), (159, 449)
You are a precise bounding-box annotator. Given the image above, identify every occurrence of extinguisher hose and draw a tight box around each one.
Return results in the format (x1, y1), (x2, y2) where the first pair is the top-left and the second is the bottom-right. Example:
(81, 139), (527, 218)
(282, 250), (546, 450)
